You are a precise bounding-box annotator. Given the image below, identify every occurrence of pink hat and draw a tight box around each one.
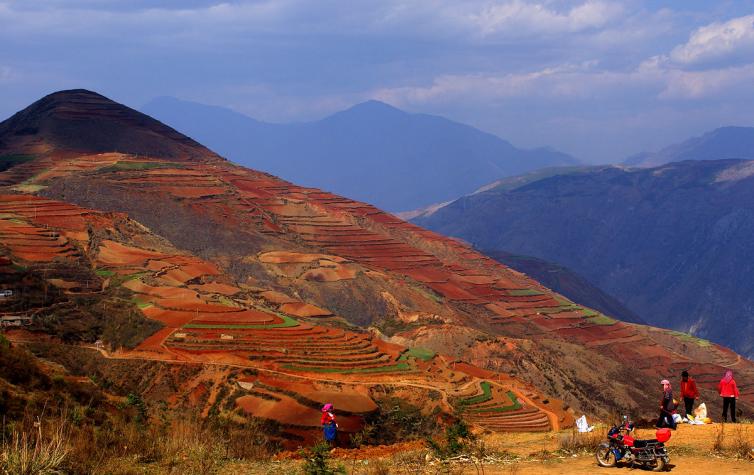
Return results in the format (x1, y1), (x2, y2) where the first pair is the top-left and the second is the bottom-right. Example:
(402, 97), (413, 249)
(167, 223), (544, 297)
(322, 403), (333, 412)
(660, 379), (670, 385)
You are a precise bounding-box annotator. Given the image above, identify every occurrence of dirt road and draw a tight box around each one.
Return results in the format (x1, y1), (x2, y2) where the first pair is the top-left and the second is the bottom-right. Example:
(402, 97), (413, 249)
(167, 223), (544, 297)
(483, 455), (752, 474)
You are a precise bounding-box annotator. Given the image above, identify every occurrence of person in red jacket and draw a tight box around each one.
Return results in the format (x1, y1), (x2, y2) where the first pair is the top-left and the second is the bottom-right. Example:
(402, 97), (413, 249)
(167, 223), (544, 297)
(321, 403), (338, 444)
(718, 370), (740, 422)
(680, 370), (699, 419)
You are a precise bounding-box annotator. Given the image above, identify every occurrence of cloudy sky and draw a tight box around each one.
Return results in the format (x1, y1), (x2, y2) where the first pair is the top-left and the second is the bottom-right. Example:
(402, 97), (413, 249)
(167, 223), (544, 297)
(2, 0), (754, 162)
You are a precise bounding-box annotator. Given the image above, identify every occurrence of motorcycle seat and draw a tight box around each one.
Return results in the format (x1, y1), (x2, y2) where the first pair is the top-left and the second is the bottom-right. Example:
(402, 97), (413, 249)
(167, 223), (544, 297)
(633, 439), (658, 448)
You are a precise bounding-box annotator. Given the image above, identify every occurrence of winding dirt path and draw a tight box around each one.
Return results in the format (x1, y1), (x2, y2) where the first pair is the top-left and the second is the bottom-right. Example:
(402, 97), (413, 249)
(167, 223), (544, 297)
(84, 344), (556, 427)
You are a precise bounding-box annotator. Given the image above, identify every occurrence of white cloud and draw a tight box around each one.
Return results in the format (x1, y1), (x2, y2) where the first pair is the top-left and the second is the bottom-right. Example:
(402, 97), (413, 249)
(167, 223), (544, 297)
(0, 1), (629, 43)
(371, 49), (754, 108)
(671, 14), (754, 67)
(469, 0), (624, 39)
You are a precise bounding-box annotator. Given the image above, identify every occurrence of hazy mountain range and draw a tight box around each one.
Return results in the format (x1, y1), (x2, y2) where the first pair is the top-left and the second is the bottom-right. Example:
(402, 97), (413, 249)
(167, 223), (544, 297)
(625, 126), (754, 167)
(142, 97), (579, 211)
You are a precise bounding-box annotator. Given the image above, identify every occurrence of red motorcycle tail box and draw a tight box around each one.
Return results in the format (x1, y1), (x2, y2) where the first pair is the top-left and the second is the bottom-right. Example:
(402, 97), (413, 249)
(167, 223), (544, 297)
(656, 428), (672, 443)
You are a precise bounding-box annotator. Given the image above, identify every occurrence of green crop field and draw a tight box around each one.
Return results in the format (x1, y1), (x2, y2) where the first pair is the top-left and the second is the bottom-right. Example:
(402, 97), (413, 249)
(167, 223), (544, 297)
(587, 314), (616, 325)
(469, 390), (522, 413)
(282, 362), (411, 374)
(183, 314), (299, 329)
(460, 381), (492, 405)
(669, 330), (712, 347)
(101, 161), (184, 172)
(399, 347), (436, 361)
(508, 289), (544, 296)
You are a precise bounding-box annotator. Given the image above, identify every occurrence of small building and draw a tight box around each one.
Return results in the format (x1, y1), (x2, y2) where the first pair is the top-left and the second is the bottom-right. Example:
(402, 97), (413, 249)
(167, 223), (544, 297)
(1, 315), (32, 327)
(0, 289), (13, 299)
(220, 334), (234, 340)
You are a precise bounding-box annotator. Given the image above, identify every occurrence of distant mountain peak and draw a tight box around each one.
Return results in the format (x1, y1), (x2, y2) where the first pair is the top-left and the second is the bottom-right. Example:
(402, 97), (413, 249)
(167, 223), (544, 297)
(0, 89), (220, 161)
(140, 95), (579, 211)
(335, 99), (406, 118)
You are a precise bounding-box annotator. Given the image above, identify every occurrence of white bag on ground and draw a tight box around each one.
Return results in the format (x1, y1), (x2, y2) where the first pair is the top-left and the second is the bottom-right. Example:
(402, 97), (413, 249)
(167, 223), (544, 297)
(672, 413), (682, 424)
(694, 402), (707, 420)
(576, 415), (594, 433)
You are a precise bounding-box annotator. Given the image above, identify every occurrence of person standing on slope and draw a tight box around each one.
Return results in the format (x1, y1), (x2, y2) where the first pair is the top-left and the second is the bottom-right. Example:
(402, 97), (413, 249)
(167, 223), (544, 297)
(680, 370), (699, 420)
(321, 403), (339, 445)
(718, 370), (739, 423)
(657, 379), (677, 429)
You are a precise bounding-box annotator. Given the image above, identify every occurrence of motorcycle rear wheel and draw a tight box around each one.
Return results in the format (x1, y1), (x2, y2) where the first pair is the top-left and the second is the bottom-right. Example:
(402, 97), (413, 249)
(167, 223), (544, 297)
(650, 457), (667, 472)
(595, 446), (617, 467)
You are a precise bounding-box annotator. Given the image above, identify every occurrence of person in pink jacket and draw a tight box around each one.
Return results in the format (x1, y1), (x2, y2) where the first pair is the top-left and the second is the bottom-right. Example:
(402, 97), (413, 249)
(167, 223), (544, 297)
(718, 370), (740, 422)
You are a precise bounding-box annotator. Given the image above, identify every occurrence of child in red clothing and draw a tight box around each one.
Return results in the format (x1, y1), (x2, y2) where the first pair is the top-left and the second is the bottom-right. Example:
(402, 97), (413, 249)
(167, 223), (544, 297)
(718, 370), (740, 422)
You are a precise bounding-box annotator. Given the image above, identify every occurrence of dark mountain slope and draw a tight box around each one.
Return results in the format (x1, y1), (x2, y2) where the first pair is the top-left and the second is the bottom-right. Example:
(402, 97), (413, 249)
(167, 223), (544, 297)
(415, 160), (754, 358)
(484, 250), (644, 324)
(142, 96), (578, 211)
(625, 126), (754, 167)
(0, 89), (219, 162)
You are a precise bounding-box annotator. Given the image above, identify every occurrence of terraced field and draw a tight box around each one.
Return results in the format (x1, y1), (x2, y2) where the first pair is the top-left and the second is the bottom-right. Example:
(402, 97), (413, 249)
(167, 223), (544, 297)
(2, 90), (753, 438)
(6, 151), (754, 420)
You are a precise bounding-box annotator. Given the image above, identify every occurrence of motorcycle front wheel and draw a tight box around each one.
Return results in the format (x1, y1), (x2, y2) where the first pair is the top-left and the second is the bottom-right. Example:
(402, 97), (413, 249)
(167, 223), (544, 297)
(594, 445), (617, 467)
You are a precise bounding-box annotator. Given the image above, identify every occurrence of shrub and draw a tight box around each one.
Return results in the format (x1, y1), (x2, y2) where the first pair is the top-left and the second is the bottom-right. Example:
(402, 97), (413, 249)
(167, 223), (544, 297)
(427, 420), (476, 459)
(300, 442), (345, 475)
(367, 397), (439, 445)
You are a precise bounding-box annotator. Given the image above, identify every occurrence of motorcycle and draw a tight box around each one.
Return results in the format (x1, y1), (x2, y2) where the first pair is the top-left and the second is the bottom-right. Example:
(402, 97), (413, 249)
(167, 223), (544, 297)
(595, 417), (671, 471)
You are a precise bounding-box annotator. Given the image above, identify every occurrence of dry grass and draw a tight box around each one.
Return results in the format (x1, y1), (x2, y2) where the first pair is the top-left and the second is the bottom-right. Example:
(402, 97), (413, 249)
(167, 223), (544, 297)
(711, 423), (754, 459)
(3, 407), (279, 475)
(557, 428), (603, 455)
(1, 416), (70, 475)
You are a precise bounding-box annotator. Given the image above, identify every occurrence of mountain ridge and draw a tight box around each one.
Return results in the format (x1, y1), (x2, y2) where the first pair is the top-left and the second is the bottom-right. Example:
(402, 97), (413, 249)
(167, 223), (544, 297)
(141, 96), (580, 211)
(624, 126), (754, 167)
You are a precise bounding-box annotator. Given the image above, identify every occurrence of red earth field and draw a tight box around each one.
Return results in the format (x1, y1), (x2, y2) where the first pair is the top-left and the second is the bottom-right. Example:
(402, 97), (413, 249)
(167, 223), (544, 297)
(1, 90), (753, 444)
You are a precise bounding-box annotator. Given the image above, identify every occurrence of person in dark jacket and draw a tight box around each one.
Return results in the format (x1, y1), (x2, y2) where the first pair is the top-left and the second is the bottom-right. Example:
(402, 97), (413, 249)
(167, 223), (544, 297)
(680, 370), (699, 419)
(656, 379), (677, 429)
(718, 370), (740, 423)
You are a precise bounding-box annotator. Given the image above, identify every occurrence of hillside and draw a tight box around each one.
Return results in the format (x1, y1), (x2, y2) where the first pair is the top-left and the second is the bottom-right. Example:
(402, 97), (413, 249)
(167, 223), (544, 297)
(625, 126), (754, 167)
(141, 96), (579, 211)
(2, 90), (753, 446)
(483, 250), (644, 325)
(414, 161), (754, 359)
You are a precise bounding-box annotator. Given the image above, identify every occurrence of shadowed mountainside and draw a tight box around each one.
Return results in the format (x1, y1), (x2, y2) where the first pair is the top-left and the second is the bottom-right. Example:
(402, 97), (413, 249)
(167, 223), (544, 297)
(483, 250), (644, 325)
(141, 96), (579, 211)
(414, 161), (754, 358)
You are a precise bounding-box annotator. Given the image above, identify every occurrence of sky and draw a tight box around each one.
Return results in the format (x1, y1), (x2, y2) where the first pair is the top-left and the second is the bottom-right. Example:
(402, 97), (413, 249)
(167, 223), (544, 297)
(2, 0), (754, 162)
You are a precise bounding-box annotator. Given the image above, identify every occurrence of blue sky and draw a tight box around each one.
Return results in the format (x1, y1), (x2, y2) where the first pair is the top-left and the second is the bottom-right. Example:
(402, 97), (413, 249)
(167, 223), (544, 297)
(2, 0), (754, 162)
